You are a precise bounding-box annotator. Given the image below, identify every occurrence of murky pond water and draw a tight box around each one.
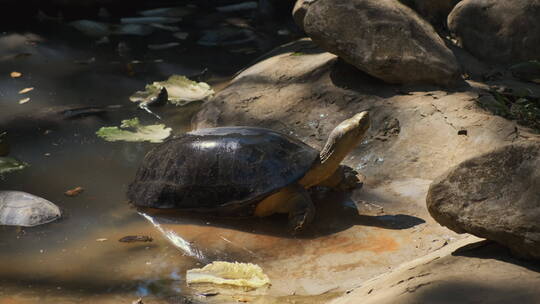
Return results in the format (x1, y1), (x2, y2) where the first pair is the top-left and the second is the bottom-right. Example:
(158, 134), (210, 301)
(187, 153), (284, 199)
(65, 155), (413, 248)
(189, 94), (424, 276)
(0, 10), (436, 304)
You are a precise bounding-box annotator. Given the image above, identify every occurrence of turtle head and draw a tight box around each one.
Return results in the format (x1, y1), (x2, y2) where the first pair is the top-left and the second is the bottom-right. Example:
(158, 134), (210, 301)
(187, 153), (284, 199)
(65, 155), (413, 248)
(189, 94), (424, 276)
(325, 111), (370, 157)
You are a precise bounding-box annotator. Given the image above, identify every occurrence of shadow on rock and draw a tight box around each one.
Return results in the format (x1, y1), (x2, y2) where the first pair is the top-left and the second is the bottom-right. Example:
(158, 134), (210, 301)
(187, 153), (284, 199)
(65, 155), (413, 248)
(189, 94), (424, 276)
(452, 240), (540, 273)
(139, 191), (426, 240)
(410, 279), (539, 304)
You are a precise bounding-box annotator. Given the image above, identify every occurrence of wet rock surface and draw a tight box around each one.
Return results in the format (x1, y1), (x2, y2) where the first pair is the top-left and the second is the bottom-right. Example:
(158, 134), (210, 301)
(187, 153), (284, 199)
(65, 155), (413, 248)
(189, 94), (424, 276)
(303, 0), (461, 86)
(427, 142), (540, 259)
(448, 0), (540, 64)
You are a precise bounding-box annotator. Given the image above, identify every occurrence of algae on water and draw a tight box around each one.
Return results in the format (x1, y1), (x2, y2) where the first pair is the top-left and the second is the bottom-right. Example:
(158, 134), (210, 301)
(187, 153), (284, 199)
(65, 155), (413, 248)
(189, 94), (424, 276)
(186, 261), (270, 289)
(96, 118), (171, 143)
(0, 157), (28, 175)
(130, 75), (214, 107)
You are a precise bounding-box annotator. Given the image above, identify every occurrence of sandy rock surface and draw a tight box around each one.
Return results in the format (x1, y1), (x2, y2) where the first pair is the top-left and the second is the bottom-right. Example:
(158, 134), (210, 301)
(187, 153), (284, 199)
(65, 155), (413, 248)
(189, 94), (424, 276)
(427, 141), (540, 259)
(303, 0), (461, 86)
(448, 0), (540, 64)
(331, 236), (540, 304)
(191, 38), (540, 301)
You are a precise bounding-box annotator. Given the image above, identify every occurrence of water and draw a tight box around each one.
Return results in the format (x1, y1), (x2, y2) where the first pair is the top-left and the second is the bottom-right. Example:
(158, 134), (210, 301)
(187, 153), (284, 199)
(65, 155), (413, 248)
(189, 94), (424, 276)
(0, 7), (431, 304)
(139, 212), (207, 262)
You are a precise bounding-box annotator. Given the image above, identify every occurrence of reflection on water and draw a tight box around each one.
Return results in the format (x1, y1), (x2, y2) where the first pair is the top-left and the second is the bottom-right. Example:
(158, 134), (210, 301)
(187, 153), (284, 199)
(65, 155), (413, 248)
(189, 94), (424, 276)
(139, 212), (207, 262)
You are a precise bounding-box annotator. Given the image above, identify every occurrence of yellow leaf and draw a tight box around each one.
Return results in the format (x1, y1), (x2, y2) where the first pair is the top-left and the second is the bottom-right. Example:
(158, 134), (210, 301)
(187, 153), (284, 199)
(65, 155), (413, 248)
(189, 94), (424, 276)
(18, 87), (34, 94)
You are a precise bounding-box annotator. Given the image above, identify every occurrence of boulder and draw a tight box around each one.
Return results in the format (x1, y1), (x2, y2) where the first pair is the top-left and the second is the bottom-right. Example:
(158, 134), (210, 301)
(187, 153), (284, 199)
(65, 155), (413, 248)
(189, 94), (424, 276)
(399, 0), (461, 28)
(448, 0), (540, 64)
(292, 0), (311, 31)
(303, 0), (461, 86)
(427, 141), (540, 259)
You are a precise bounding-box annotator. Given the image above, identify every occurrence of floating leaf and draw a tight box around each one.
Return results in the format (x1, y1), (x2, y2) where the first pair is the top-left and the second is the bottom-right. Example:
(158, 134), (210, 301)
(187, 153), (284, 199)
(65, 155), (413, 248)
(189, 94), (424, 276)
(96, 118), (171, 143)
(18, 98), (30, 104)
(18, 87), (34, 94)
(187, 261), (270, 289)
(64, 186), (84, 197)
(130, 75), (214, 107)
(0, 157), (28, 175)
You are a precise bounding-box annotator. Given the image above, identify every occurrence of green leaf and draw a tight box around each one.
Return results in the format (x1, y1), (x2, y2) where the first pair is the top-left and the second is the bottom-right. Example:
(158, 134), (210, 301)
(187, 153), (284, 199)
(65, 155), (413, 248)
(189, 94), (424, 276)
(96, 118), (171, 143)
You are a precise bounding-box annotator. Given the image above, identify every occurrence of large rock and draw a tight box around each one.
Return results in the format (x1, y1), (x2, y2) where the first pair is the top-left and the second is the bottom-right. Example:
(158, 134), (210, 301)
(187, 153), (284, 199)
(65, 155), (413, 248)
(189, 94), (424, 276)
(448, 0), (540, 64)
(303, 0), (461, 86)
(427, 142), (540, 259)
(399, 0), (461, 28)
(292, 0), (309, 31)
(194, 39), (527, 183)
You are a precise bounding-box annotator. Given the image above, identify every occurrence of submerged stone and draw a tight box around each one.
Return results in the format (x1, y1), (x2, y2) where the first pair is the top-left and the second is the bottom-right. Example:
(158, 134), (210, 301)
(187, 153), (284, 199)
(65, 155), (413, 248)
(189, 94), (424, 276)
(0, 191), (61, 227)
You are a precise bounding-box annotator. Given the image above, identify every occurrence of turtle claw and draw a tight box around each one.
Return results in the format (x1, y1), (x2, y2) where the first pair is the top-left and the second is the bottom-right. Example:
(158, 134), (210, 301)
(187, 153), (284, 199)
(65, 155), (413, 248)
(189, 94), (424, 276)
(287, 186), (315, 233)
(336, 166), (364, 192)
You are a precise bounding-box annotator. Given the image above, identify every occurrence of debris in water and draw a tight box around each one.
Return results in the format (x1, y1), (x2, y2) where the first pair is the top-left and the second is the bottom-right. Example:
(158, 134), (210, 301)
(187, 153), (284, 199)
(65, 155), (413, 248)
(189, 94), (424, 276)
(138, 7), (195, 17)
(0, 191), (61, 227)
(96, 238), (108, 242)
(186, 261), (270, 289)
(0, 157), (27, 175)
(10, 71), (22, 78)
(18, 87), (34, 94)
(148, 42), (180, 50)
(96, 118), (171, 143)
(116, 24), (154, 36)
(18, 98), (30, 104)
(14, 53), (32, 59)
(216, 2), (258, 12)
(130, 75), (213, 107)
(150, 23), (180, 31)
(198, 28), (256, 47)
(172, 32), (189, 40)
(69, 20), (111, 37)
(64, 186), (84, 197)
(139, 212), (206, 261)
(120, 17), (182, 25)
(119, 235), (153, 243)
(0, 132), (9, 157)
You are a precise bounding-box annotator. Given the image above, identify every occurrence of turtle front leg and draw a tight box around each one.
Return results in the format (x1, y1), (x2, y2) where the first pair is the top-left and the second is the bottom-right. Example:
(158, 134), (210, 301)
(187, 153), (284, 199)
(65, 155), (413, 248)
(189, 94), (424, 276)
(317, 165), (364, 192)
(288, 186), (315, 232)
(254, 185), (315, 232)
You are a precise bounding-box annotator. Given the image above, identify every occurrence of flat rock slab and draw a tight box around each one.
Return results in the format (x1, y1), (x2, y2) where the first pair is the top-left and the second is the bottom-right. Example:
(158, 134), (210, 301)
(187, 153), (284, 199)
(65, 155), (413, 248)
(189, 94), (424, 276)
(427, 141), (540, 259)
(332, 236), (540, 304)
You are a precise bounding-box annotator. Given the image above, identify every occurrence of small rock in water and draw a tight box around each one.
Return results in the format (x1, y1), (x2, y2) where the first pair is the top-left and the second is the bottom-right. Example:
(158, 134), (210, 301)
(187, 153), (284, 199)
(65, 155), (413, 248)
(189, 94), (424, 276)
(118, 235), (153, 243)
(0, 191), (61, 227)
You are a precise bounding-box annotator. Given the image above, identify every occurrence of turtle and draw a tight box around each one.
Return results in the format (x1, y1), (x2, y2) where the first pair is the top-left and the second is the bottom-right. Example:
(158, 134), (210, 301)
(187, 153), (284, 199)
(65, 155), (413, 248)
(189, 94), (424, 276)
(127, 111), (370, 231)
(0, 191), (62, 227)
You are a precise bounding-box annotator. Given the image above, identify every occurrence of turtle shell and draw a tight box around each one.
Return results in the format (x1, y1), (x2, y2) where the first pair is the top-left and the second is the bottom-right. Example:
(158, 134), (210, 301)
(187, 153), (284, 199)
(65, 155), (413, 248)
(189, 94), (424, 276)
(127, 127), (319, 213)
